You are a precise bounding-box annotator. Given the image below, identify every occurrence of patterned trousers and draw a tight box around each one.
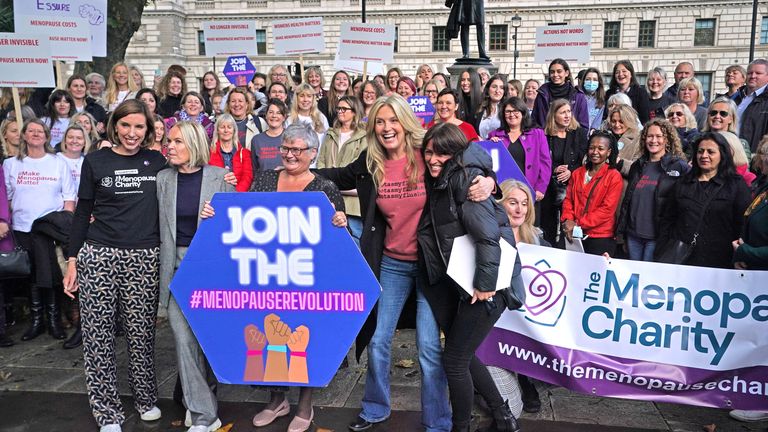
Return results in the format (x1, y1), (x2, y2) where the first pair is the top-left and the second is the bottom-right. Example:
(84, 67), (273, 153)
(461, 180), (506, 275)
(78, 242), (160, 427)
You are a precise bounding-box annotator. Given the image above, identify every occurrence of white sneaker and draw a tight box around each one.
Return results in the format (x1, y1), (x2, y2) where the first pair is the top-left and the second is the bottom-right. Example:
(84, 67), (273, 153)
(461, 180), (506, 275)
(140, 406), (162, 421)
(729, 409), (768, 422)
(187, 418), (222, 432)
(185, 410), (192, 427)
(99, 424), (121, 432)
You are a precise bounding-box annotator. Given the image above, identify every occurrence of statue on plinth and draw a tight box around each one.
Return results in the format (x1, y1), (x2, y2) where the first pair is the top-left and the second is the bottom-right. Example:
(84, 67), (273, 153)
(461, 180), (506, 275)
(445, 0), (489, 61)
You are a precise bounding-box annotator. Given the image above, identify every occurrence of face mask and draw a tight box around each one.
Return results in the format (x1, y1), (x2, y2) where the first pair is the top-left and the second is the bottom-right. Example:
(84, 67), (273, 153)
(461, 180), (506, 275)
(583, 80), (599, 93)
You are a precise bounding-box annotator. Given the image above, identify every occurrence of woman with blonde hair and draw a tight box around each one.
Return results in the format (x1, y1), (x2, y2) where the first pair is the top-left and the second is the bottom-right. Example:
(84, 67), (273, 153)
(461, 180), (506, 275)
(286, 83), (329, 157)
(318, 95), (367, 245)
(303, 66), (326, 100)
(676, 77), (707, 129)
(209, 113), (253, 192)
(704, 97), (752, 160)
(0, 118), (21, 158)
(159, 121), (233, 432)
(315, 94), (495, 432)
(128, 65), (146, 90)
(664, 103), (700, 156)
(542, 98), (588, 247)
(415, 64), (434, 91)
(104, 62), (139, 112)
(719, 131), (756, 187)
(607, 104), (643, 176)
(70, 112), (101, 145)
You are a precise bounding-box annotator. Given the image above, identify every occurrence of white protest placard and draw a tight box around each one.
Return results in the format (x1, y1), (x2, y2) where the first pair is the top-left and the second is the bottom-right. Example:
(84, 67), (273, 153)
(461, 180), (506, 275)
(0, 33), (54, 87)
(338, 23), (395, 63)
(203, 21), (258, 56)
(333, 45), (385, 76)
(447, 234), (518, 296)
(534, 24), (592, 64)
(14, 0), (106, 58)
(273, 17), (324, 56)
(16, 15), (92, 61)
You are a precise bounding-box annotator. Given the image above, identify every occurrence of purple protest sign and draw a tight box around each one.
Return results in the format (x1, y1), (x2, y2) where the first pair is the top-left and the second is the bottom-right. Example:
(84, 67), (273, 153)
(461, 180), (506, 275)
(223, 55), (256, 87)
(475, 140), (533, 194)
(407, 96), (435, 127)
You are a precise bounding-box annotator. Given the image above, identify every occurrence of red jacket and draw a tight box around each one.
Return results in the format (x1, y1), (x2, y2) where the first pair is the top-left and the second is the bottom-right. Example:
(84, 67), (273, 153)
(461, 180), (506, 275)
(209, 141), (253, 192)
(561, 163), (623, 239)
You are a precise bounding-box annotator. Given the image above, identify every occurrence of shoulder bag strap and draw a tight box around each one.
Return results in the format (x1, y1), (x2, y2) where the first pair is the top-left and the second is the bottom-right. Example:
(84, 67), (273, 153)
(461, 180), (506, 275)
(689, 182), (724, 246)
(582, 173), (604, 218)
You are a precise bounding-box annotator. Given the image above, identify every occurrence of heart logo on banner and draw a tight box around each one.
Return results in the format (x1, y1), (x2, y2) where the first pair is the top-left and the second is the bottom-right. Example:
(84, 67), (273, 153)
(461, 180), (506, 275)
(521, 263), (567, 324)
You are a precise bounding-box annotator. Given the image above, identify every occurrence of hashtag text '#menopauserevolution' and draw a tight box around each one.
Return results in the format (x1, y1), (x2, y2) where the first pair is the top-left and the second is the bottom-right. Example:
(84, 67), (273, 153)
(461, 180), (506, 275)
(188, 289), (365, 312)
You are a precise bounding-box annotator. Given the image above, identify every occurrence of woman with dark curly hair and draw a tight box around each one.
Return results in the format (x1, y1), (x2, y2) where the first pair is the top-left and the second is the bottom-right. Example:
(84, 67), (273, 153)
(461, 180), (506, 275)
(617, 118), (689, 261)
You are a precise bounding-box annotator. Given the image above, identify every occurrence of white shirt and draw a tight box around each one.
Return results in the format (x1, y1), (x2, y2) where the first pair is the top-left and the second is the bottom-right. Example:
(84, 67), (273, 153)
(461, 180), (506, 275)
(3, 154), (76, 232)
(41, 117), (70, 147)
(56, 153), (84, 196)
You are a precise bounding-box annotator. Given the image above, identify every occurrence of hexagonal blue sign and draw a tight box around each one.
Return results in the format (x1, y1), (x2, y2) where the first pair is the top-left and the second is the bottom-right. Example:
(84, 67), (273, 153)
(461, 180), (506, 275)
(222, 55), (256, 87)
(170, 192), (381, 386)
(476, 140), (534, 195)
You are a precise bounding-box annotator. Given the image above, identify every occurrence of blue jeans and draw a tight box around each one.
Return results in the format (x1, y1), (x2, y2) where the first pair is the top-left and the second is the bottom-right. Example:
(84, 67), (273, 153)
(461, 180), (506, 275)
(360, 255), (451, 431)
(627, 234), (656, 261)
(348, 216), (363, 248)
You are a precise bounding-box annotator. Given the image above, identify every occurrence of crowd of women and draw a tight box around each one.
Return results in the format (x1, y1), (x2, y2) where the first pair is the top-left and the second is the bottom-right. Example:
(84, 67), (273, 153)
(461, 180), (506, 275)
(0, 55), (767, 432)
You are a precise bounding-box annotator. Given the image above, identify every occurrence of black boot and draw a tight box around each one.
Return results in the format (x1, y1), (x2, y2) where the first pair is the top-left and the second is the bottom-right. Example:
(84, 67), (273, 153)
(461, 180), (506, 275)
(63, 323), (82, 349)
(518, 375), (541, 413)
(45, 289), (66, 340)
(21, 287), (44, 341)
(477, 400), (520, 432)
(452, 421), (471, 432)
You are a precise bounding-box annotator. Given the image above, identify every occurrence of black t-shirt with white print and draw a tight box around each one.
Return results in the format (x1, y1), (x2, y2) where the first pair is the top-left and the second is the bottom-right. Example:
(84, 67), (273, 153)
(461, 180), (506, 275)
(77, 147), (167, 249)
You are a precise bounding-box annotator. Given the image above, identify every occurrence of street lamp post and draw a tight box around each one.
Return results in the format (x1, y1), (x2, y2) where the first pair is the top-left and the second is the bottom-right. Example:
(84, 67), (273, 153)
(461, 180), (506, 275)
(511, 13), (522, 80)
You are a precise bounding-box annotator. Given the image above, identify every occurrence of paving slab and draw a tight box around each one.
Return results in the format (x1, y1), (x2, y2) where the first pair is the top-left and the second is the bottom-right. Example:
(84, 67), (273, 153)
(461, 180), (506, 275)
(550, 389), (668, 430)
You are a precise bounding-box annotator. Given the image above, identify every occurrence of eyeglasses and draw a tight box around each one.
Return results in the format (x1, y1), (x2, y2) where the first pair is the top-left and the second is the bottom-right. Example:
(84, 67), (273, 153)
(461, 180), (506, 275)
(666, 111), (684, 118)
(337, 107), (353, 113)
(279, 145), (311, 156)
(271, 73), (287, 78)
(708, 110), (729, 118)
(425, 90), (438, 95)
(504, 110), (522, 116)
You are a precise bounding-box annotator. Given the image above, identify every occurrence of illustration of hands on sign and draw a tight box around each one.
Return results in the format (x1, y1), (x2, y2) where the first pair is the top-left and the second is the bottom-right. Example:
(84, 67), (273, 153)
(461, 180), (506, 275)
(244, 313), (310, 383)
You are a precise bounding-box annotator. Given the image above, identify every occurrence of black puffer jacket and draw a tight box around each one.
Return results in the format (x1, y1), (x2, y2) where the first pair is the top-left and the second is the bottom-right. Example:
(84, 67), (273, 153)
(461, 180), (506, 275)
(417, 143), (523, 308)
(616, 153), (689, 241)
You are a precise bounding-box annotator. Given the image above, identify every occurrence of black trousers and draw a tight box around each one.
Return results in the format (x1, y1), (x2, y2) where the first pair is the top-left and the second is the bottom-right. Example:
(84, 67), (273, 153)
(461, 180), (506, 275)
(583, 237), (616, 257)
(13, 230), (62, 289)
(426, 278), (505, 427)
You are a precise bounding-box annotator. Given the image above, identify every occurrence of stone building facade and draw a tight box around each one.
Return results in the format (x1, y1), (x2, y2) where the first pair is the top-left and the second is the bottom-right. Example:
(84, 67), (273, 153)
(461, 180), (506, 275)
(126, 0), (768, 97)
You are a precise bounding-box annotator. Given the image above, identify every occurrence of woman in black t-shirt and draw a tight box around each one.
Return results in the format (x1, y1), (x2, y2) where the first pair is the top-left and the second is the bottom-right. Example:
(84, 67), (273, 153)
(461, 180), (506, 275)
(63, 99), (168, 431)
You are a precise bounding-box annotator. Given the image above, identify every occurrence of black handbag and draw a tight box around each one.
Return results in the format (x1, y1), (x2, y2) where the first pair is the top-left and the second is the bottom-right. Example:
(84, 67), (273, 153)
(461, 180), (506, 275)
(657, 183), (723, 265)
(0, 232), (31, 279)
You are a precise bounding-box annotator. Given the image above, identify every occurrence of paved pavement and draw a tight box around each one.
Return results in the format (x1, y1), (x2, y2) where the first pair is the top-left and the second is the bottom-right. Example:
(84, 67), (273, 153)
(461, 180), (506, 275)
(0, 315), (766, 432)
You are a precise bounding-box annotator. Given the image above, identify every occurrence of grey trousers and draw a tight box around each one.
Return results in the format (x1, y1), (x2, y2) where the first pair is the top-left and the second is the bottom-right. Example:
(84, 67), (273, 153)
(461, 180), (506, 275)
(167, 246), (218, 426)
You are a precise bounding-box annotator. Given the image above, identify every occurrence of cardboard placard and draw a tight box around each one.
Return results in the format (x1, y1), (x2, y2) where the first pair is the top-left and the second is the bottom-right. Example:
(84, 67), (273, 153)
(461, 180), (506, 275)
(14, 0), (107, 58)
(0, 33), (54, 87)
(15, 15), (92, 61)
(272, 17), (324, 56)
(338, 23), (395, 63)
(203, 21), (258, 56)
(534, 24), (592, 64)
